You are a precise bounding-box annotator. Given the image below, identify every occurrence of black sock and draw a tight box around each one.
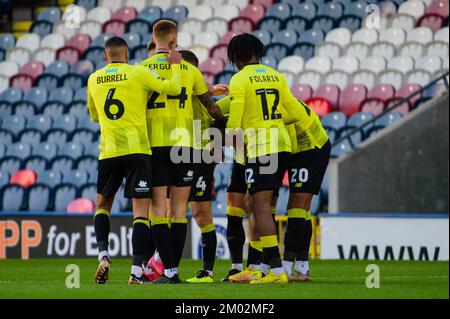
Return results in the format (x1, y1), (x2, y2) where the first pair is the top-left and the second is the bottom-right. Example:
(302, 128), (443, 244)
(299, 220), (313, 261)
(201, 228), (217, 271)
(132, 218), (150, 266)
(94, 211), (110, 252)
(144, 223), (155, 263)
(226, 215), (245, 264)
(152, 222), (176, 269)
(284, 217), (305, 259)
(247, 243), (262, 267)
(171, 221), (187, 268)
(263, 246), (282, 269)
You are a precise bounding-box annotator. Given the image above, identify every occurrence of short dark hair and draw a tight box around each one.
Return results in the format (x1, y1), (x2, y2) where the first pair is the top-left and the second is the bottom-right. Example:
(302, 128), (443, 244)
(179, 50), (199, 67)
(227, 33), (264, 66)
(105, 36), (128, 50)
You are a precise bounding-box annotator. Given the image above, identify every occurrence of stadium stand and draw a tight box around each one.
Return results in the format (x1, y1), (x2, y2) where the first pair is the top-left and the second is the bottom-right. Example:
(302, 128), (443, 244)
(0, 0), (448, 213)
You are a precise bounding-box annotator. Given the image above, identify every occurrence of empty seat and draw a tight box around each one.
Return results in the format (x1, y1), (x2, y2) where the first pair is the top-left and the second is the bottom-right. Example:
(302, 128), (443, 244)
(67, 33), (92, 54)
(352, 28), (379, 45)
(333, 56), (359, 73)
(63, 170), (89, 186)
(38, 170), (62, 188)
(380, 28), (407, 47)
(56, 46), (81, 65)
(406, 69), (432, 86)
(399, 0), (426, 19)
(0, 61), (20, 77)
(0, 185), (26, 211)
(297, 70), (322, 90)
(70, 60), (95, 78)
(0, 129), (14, 145)
(385, 97), (411, 115)
(348, 112), (375, 133)
(51, 156), (75, 173)
(277, 55), (304, 74)
(360, 98), (386, 116)
(59, 142), (84, 158)
(375, 111), (403, 127)
(0, 172), (9, 188)
(0, 33), (16, 51)
(284, 16), (308, 32)
(188, 4), (213, 21)
(24, 156), (48, 176)
(388, 56), (415, 73)
(229, 16), (255, 33)
(291, 84), (313, 101)
(416, 56), (443, 73)
(325, 28), (352, 47)
(76, 156), (98, 173)
(339, 84), (368, 116)
(325, 70), (350, 90)
(417, 13), (445, 32)
(368, 83), (396, 101)
(87, 6), (112, 24)
(345, 42), (369, 60)
(1, 115), (26, 135)
(0, 87), (22, 103)
(80, 20), (103, 39)
(408, 27), (434, 44)
(67, 198), (95, 213)
(240, 4), (266, 24)
(305, 56), (332, 74)
(305, 97), (332, 117)
(321, 111), (347, 130)
(360, 56), (388, 74)
(315, 42), (342, 59)
(103, 19), (126, 36)
(7, 47), (31, 67)
(252, 30), (272, 47)
(45, 60), (70, 77)
(396, 83), (423, 106)
(46, 129), (69, 147)
(264, 43), (289, 62)
(261, 56), (277, 70)
(314, 84), (340, 110)
(41, 33), (65, 50)
(16, 33), (40, 52)
(213, 4), (240, 20)
(139, 6), (163, 23)
(54, 184), (78, 212)
(399, 41), (425, 58)
(291, 1), (316, 20)
(311, 16), (335, 34)
(113, 6), (138, 23)
(344, 0), (369, 18)
(9, 74), (33, 92)
(30, 21), (53, 38)
(435, 27), (449, 43)
(194, 31), (219, 48)
(378, 70), (404, 89)
(19, 60), (45, 81)
(199, 58), (224, 74)
(18, 129), (43, 144)
(204, 18), (229, 37)
(426, 41), (449, 57)
(27, 184), (52, 211)
(163, 5), (188, 22)
(391, 13), (416, 31)
(33, 48), (56, 67)
(371, 42), (397, 58)
(318, 1), (343, 19)
(10, 169), (37, 188)
(272, 29), (298, 47)
(6, 143), (32, 159)
(48, 87), (73, 105)
(80, 183), (97, 203)
(291, 43), (315, 60)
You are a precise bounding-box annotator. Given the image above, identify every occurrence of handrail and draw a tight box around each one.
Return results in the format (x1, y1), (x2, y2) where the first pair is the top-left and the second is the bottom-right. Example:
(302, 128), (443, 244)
(332, 71), (450, 150)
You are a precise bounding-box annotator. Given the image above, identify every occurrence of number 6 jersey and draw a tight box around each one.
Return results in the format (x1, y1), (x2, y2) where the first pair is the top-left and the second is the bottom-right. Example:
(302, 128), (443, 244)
(87, 62), (182, 160)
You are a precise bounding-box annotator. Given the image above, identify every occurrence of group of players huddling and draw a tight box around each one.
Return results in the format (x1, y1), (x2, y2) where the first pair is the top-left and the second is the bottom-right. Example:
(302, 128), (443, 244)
(87, 19), (330, 285)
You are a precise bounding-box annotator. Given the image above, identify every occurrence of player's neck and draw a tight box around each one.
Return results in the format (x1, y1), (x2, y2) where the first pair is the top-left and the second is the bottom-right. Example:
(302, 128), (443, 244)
(243, 59), (260, 67)
(155, 45), (171, 54)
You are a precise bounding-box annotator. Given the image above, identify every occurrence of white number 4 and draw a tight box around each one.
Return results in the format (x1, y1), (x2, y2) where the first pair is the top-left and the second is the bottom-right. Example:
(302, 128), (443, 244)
(196, 176), (207, 191)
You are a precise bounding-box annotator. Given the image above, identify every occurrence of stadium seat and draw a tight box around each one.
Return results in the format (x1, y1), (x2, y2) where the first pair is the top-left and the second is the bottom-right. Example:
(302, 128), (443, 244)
(325, 28), (352, 47)
(345, 42), (369, 60)
(0, 61), (19, 78)
(80, 183), (97, 203)
(127, 19), (152, 39)
(378, 70), (404, 89)
(0, 129), (14, 145)
(67, 198), (95, 213)
(187, 4), (213, 21)
(253, 0), (275, 9)
(60, 73), (85, 91)
(338, 15), (362, 33)
(194, 31), (219, 48)
(277, 55), (304, 74)
(84, 47), (105, 66)
(20, 61), (45, 81)
(305, 97), (332, 117)
(368, 83), (396, 101)
(77, 114), (100, 132)
(396, 83), (422, 106)
(347, 112), (375, 135)
(27, 184), (52, 211)
(321, 111), (347, 131)
(399, 41), (425, 58)
(0, 184), (26, 211)
(399, 0), (426, 19)
(375, 111), (403, 127)
(426, 41), (449, 57)
(229, 16), (255, 33)
(112, 6), (138, 23)
(435, 27), (449, 43)
(297, 70), (322, 90)
(51, 156), (75, 174)
(416, 55), (443, 73)
(38, 169), (62, 188)
(24, 156), (48, 176)
(252, 30), (272, 47)
(352, 28), (379, 45)
(76, 156), (98, 173)
(71, 129), (95, 147)
(32, 142), (58, 161)
(0, 88), (22, 103)
(53, 184), (78, 212)
(59, 142), (84, 158)
(331, 139), (352, 157)
(266, 3), (290, 19)
(314, 84), (340, 110)
(257, 17), (283, 32)
(41, 34), (65, 50)
(391, 13), (416, 31)
(264, 43), (289, 62)
(63, 170), (89, 186)
(385, 97), (411, 115)
(333, 56), (359, 74)
(240, 4), (266, 25)
(408, 27), (434, 44)
(80, 20), (103, 39)
(344, 0), (367, 18)
(18, 129), (43, 144)
(45, 60), (70, 77)
(388, 56), (415, 73)
(417, 13), (445, 32)
(53, 114), (78, 132)
(213, 4), (240, 20)
(291, 43), (315, 60)
(13, 101), (36, 119)
(9, 74), (33, 92)
(371, 41), (397, 58)
(339, 84), (368, 116)
(280, 71), (296, 87)
(291, 84), (313, 102)
(305, 56), (332, 74)
(1, 115), (26, 135)
(103, 19), (126, 36)
(311, 16), (336, 34)
(6, 143), (32, 159)
(0, 172), (9, 187)
(199, 58), (224, 74)
(360, 56), (387, 74)
(139, 6), (163, 24)
(71, 60), (95, 79)
(284, 16), (308, 32)
(205, 18), (229, 37)
(10, 169), (37, 188)
(291, 2), (317, 20)
(406, 69), (432, 87)
(7, 47), (32, 67)
(22, 88), (48, 107)
(215, 71), (235, 85)
(87, 6), (112, 24)
(318, 1), (343, 19)
(30, 21), (53, 38)
(272, 29), (298, 47)
(46, 129), (70, 148)
(111, 185), (131, 212)
(163, 5), (188, 22)
(126, 0), (147, 11)
(27, 115), (53, 135)
(56, 46), (81, 65)
(16, 33), (40, 52)
(0, 33), (16, 51)
(360, 98), (386, 115)
(33, 48), (57, 67)
(74, 87), (88, 102)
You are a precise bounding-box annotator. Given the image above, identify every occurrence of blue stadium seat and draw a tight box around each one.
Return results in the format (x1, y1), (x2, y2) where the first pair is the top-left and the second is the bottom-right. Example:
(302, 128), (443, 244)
(63, 169), (89, 186)
(77, 114), (100, 132)
(366, 125), (386, 138)
(375, 111), (403, 127)
(0, 144), (5, 159)
(48, 87), (73, 105)
(12, 101), (37, 119)
(214, 71), (235, 85)
(76, 0), (97, 11)
(0, 48), (4, 61)
(45, 60), (70, 77)
(68, 101), (88, 118)
(60, 74), (85, 91)
(74, 87), (87, 102)
(264, 43), (290, 62)
(24, 87), (48, 110)
(27, 184), (52, 211)
(261, 56), (278, 69)
(0, 129), (14, 145)
(71, 129), (95, 146)
(338, 128), (364, 147)
(0, 88), (23, 103)
(339, 15), (362, 33)
(272, 29), (298, 47)
(38, 170), (62, 188)
(42, 102), (66, 120)
(28, 115), (53, 135)
(0, 185), (26, 211)
(0, 171), (9, 187)
(84, 46), (104, 66)
(6, 143), (32, 159)
(92, 33), (113, 47)
(348, 112), (375, 135)
(30, 21), (53, 38)
(0, 156), (22, 175)
(267, 3), (291, 19)
(24, 156), (48, 177)
(284, 16), (308, 32)
(131, 45), (148, 61)
(127, 19), (151, 39)
(111, 185), (131, 212)
(51, 156), (75, 173)
(321, 112), (347, 130)
(318, 1), (344, 19)
(141, 33), (152, 46)
(291, 2), (317, 21)
(53, 114), (78, 132)
(84, 142), (100, 158)
(70, 60), (95, 79)
(32, 142), (58, 160)
(310, 193), (321, 214)
(53, 184), (78, 212)
(311, 16), (336, 33)
(290, 42), (315, 60)
(95, 60), (108, 70)
(18, 129), (43, 144)
(257, 17), (284, 32)
(299, 28), (325, 45)
(163, 5), (188, 22)
(1, 115), (26, 136)
(252, 30), (272, 46)
(87, 169), (98, 183)
(0, 102), (12, 118)
(46, 129), (69, 148)
(38, 6), (61, 23)
(80, 183), (97, 202)
(0, 33), (16, 51)
(324, 127), (336, 143)
(344, 0), (368, 18)
(35, 74), (59, 91)
(123, 32), (141, 50)
(139, 6), (163, 24)
(76, 155), (97, 173)
(331, 139), (352, 157)
(58, 142), (84, 158)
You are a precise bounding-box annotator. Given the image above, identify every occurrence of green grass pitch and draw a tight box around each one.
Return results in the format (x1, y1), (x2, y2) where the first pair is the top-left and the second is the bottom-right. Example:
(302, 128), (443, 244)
(0, 259), (448, 299)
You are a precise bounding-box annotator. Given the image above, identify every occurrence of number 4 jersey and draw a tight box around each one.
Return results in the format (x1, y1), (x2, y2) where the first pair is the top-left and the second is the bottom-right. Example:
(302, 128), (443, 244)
(140, 53), (209, 148)
(87, 62), (182, 160)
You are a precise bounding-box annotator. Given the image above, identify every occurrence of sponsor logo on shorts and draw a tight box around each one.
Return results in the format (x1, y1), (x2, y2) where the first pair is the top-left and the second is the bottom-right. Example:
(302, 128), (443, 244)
(183, 170), (194, 182)
(135, 180), (150, 192)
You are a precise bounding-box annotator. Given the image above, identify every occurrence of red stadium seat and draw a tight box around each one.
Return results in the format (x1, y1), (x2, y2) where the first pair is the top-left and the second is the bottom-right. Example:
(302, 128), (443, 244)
(10, 169), (37, 188)
(56, 46), (81, 65)
(396, 83), (422, 106)
(417, 13), (445, 31)
(253, 0), (276, 9)
(20, 60), (45, 80)
(228, 17), (255, 32)
(66, 33), (92, 55)
(67, 198), (95, 213)
(360, 98), (386, 116)
(291, 84), (313, 101)
(313, 84), (340, 111)
(368, 83), (396, 102)
(112, 6), (138, 23)
(385, 97), (411, 115)
(9, 74), (33, 91)
(339, 84), (368, 116)
(427, 0), (449, 16)
(219, 31), (241, 45)
(210, 44), (228, 64)
(305, 97), (332, 117)
(102, 19), (126, 36)
(240, 4), (266, 25)
(199, 57), (225, 75)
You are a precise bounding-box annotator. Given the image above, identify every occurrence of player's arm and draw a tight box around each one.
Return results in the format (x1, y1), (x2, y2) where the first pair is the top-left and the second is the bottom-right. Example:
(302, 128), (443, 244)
(226, 77), (245, 130)
(86, 78), (99, 123)
(140, 52), (182, 96)
(216, 96), (231, 116)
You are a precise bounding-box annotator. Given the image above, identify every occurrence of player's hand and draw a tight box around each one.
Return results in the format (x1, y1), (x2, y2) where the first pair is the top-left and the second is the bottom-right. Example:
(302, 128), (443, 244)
(212, 84), (229, 96)
(207, 83), (214, 95)
(167, 50), (182, 64)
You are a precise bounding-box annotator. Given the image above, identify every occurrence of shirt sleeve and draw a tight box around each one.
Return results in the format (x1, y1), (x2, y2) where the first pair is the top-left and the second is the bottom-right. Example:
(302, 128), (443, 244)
(86, 76), (99, 123)
(226, 76), (245, 130)
(138, 64), (182, 96)
(216, 96), (231, 116)
(280, 76), (314, 130)
(192, 66), (209, 96)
